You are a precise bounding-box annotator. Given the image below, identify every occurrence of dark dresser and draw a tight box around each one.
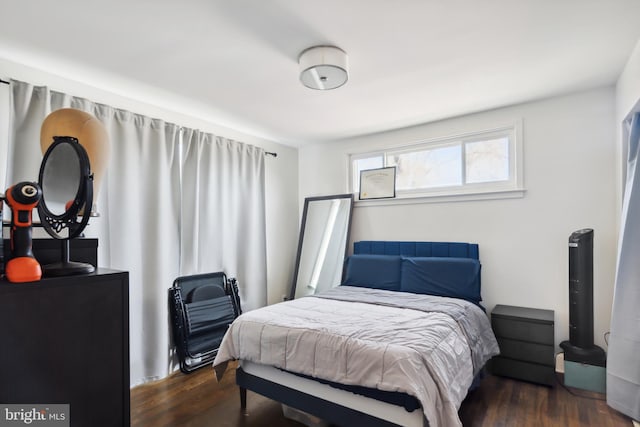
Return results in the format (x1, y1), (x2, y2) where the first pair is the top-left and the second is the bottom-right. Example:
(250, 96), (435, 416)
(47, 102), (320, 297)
(490, 304), (555, 386)
(0, 269), (130, 426)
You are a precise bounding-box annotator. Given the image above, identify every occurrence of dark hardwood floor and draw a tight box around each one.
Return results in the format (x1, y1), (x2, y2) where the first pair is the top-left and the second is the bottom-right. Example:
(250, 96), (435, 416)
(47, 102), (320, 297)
(131, 363), (632, 426)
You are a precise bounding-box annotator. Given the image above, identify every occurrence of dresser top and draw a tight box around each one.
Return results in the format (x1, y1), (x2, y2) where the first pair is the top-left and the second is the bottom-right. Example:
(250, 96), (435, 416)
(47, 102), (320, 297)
(0, 268), (127, 289)
(492, 304), (554, 323)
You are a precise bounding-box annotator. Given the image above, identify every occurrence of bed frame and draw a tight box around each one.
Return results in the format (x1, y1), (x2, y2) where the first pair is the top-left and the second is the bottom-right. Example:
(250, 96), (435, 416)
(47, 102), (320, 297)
(236, 240), (480, 427)
(237, 362), (418, 427)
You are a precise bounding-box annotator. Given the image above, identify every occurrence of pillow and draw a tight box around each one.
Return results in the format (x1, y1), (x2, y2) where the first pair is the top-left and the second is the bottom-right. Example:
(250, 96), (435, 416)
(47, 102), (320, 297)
(400, 257), (482, 305)
(341, 254), (402, 291)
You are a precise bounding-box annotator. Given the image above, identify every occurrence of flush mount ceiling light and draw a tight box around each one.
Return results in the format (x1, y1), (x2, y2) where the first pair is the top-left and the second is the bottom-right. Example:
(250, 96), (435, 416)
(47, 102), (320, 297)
(299, 45), (349, 90)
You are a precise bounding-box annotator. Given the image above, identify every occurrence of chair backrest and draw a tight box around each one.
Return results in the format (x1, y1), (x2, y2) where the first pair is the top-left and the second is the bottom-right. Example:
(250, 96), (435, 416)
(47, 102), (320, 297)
(173, 272), (227, 303)
(189, 285), (226, 302)
(169, 271), (240, 373)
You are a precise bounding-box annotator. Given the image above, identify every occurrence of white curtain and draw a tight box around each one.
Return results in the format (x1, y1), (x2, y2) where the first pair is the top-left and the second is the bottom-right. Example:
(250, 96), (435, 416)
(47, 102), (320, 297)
(608, 112), (640, 420)
(8, 80), (281, 386)
(180, 129), (267, 311)
(7, 82), (52, 183)
(94, 111), (181, 385)
(10, 81), (182, 385)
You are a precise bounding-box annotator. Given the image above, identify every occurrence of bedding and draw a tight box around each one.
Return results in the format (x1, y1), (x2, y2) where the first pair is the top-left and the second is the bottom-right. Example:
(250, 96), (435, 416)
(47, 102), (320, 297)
(400, 257), (482, 306)
(213, 286), (499, 427)
(342, 254), (402, 290)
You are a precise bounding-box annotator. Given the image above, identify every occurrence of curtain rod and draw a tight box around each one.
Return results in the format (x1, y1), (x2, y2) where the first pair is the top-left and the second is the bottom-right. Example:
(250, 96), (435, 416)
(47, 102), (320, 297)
(2, 78), (277, 157)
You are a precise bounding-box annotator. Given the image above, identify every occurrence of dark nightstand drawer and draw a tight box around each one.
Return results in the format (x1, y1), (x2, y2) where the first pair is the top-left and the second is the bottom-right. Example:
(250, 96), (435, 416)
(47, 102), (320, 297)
(496, 337), (554, 366)
(491, 356), (555, 386)
(492, 317), (554, 345)
(490, 305), (555, 386)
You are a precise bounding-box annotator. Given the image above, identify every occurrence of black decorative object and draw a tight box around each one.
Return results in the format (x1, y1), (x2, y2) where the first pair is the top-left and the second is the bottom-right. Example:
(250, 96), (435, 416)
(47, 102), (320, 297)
(560, 229), (606, 365)
(37, 136), (95, 276)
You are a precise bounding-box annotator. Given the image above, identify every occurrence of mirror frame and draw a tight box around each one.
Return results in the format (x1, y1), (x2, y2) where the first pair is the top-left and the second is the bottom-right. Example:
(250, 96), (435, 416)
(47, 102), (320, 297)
(37, 135), (93, 239)
(289, 193), (354, 300)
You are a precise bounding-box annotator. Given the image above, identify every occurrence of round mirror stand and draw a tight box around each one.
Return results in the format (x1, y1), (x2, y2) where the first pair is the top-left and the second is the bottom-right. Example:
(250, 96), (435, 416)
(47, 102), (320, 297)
(38, 136), (95, 277)
(44, 240), (95, 277)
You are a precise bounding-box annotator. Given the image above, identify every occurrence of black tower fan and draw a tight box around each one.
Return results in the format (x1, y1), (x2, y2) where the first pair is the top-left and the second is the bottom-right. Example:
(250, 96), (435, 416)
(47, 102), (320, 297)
(560, 229), (606, 365)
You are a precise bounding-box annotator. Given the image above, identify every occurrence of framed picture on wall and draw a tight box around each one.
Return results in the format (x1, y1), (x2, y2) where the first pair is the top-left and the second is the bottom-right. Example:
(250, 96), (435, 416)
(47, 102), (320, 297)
(359, 166), (396, 200)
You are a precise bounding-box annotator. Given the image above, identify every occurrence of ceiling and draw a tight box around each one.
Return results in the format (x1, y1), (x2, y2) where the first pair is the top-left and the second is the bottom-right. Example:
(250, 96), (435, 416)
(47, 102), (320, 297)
(1, 1), (640, 147)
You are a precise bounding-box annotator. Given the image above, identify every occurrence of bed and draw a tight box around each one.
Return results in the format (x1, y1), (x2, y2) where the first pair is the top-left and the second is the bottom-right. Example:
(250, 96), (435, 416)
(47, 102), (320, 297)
(213, 241), (500, 427)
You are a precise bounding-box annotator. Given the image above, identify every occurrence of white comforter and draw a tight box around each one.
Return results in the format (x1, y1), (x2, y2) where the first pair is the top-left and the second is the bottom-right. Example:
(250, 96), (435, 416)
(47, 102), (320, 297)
(213, 286), (499, 427)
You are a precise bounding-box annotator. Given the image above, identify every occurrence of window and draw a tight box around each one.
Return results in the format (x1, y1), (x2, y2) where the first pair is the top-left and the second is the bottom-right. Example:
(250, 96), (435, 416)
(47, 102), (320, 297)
(465, 137), (509, 184)
(349, 124), (523, 202)
(389, 144), (462, 190)
(352, 155), (383, 194)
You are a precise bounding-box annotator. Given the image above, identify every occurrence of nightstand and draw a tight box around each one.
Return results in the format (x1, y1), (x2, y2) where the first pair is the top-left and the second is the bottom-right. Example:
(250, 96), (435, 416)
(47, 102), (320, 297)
(490, 304), (555, 386)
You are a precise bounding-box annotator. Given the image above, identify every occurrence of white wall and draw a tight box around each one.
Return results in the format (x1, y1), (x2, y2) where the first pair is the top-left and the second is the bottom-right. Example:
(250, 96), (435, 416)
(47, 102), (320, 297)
(299, 87), (617, 350)
(0, 57), (299, 305)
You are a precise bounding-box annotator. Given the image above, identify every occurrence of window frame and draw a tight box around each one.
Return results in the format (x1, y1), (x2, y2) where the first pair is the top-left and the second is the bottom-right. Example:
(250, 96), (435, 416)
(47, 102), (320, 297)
(348, 122), (524, 204)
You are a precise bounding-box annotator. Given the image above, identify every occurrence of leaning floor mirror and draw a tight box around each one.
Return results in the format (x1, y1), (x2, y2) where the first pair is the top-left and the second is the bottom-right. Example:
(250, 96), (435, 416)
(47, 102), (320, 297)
(289, 193), (354, 300)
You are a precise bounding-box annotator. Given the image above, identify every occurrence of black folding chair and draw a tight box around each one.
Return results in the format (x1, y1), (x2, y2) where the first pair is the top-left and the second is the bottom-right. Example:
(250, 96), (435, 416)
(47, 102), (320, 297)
(169, 272), (241, 373)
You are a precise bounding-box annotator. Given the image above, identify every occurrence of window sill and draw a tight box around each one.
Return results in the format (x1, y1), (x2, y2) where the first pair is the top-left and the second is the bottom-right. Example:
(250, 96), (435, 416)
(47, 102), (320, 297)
(354, 188), (526, 207)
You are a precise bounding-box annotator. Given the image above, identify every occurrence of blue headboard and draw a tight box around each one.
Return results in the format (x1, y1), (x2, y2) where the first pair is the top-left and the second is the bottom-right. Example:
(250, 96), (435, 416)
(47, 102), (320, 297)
(349, 240), (482, 307)
(354, 241), (479, 260)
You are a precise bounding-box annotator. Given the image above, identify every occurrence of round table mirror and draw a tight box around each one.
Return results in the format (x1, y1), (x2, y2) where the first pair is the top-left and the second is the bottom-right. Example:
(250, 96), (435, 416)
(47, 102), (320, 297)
(37, 135), (94, 276)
